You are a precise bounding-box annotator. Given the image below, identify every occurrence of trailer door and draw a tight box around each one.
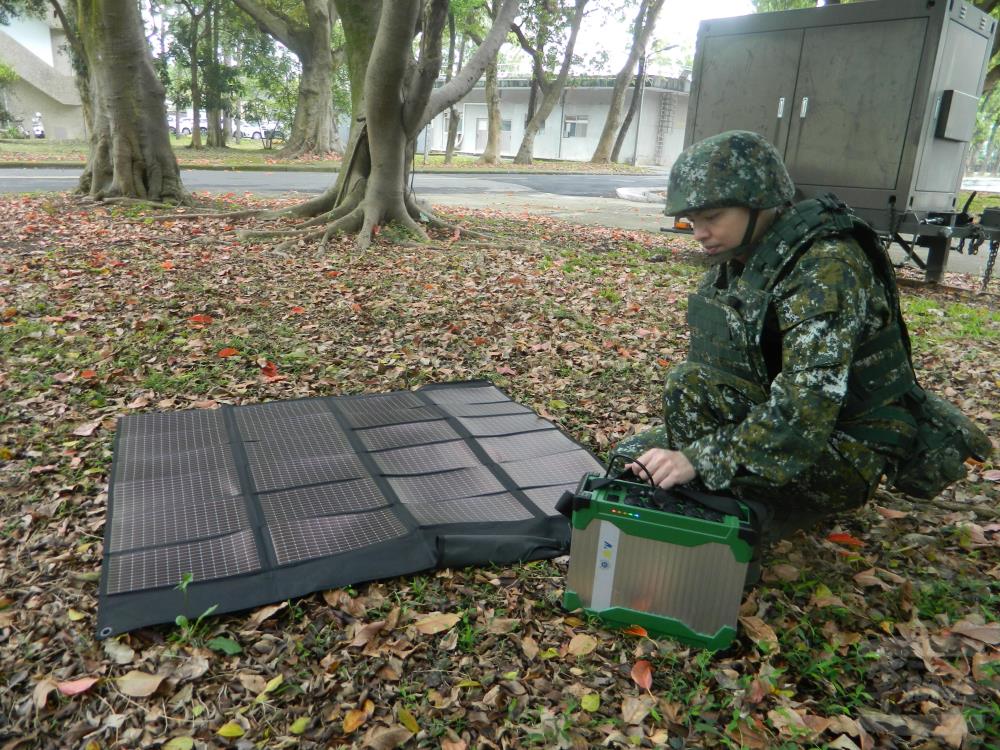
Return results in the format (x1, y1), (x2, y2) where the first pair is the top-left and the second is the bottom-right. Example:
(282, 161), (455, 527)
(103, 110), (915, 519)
(784, 17), (927, 191)
(689, 29), (802, 153)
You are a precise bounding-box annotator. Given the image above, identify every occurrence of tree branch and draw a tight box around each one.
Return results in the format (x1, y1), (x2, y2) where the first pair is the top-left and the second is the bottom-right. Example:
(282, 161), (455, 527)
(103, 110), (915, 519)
(422, 0), (519, 126)
(231, 0), (307, 54)
(48, 0), (85, 63)
(510, 17), (548, 95)
(403, 0), (449, 135)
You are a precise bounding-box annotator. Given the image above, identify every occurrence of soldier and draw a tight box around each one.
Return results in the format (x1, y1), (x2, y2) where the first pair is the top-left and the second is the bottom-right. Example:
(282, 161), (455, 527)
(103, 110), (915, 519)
(616, 129), (924, 543)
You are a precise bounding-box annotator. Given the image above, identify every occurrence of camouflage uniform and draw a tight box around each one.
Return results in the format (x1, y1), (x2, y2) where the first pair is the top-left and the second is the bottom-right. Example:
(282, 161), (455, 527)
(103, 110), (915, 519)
(618, 131), (918, 541)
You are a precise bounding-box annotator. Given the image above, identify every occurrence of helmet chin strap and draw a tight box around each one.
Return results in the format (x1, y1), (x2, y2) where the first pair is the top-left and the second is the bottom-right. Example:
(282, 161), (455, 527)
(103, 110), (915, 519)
(698, 208), (761, 266)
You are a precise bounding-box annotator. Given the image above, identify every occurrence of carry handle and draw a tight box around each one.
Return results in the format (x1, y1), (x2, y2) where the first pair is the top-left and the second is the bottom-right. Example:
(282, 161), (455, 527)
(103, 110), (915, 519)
(605, 452), (656, 488)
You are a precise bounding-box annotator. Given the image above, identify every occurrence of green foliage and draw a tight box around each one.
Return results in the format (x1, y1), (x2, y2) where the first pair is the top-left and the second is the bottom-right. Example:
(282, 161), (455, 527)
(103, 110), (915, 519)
(171, 604), (220, 645)
(752, 0), (820, 12)
(0, 61), (16, 86)
(0, 0), (46, 25)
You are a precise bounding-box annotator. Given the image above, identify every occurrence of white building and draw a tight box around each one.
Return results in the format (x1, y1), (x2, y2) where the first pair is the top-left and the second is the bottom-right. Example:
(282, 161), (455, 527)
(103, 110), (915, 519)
(0, 12), (85, 140)
(423, 73), (690, 167)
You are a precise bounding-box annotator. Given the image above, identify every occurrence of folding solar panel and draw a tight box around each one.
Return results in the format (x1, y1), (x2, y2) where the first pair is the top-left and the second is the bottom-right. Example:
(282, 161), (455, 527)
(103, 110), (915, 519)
(97, 381), (603, 637)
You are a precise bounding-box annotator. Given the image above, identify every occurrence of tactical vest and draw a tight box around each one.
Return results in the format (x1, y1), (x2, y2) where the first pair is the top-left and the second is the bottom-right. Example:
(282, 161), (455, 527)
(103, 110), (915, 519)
(686, 195), (917, 437)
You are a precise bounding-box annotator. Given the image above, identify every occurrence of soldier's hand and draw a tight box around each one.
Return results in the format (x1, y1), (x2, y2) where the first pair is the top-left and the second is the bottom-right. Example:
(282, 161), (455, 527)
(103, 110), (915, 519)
(625, 449), (696, 490)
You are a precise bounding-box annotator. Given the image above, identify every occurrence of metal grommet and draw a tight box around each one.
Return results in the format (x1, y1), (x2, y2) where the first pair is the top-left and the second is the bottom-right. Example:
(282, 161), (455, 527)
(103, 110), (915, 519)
(99, 626), (113, 638)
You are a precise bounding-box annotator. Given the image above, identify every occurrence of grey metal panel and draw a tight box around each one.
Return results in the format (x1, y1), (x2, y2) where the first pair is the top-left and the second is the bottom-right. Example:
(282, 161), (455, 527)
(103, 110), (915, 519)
(784, 18), (927, 190)
(566, 522), (747, 637)
(916, 22), (991, 192)
(687, 29), (802, 151)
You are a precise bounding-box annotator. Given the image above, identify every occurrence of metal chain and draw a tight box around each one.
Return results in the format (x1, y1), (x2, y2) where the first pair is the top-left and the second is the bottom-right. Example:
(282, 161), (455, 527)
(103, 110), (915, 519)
(983, 240), (999, 291)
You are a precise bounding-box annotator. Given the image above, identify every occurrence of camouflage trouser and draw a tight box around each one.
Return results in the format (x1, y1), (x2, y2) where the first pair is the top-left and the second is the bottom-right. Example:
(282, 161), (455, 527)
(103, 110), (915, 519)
(614, 362), (884, 544)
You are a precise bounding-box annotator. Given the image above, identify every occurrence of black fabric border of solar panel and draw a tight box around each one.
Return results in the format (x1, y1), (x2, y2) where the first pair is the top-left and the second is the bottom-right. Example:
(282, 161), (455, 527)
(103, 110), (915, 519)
(99, 415), (126, 610)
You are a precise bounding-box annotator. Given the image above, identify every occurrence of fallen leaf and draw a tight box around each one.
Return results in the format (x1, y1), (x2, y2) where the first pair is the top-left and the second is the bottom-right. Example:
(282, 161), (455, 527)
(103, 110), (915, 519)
(57, 677), (99, 696)
(217, 721), (245, 739)
(827, 532), (865, 548)
(102, 639), (135, 665)
(343, 708), (368, 734)
(874, 505), (908, 519)
(72, 420), (101, 437)
(739, 616), (779, 650)
(397, 706), (420, 734)
(413, 612), (460, 635)
(567, 633), (597, 656)
(260, 360), (281, 380)
(362, 725), (413, 750)
(116, 671), (164, 698)
(33, 679), (59, 710)
(630, 659), (653, 690)
(581, 693), (600, 712)
(950, 620), (1000, 645)
(188, 314), (213, 324)
(247, 601), (286, 626)
(521, 635), (539, 659)
(217, 347), (239, 358)
(853, 568), (890, 590)
(253, 674), (284, 703)
(932, 713), (967, 748)
(769, 564), (799, 581)
(162, 738), (194, 750)
(623, 625), (647, 637)
(289, 716), (310, 735)
(621, 695), (654, 724)
(768, 707), (812, 737)
(351, 620), (386, 647)
(982, 469), (1000, 481)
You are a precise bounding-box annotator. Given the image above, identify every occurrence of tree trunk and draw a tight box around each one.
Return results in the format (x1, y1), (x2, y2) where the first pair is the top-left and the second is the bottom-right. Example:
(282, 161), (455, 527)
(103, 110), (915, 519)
(74, 0), (185, 201)
(513, 0), (588, 165)
(233, 0), (338, 157)
(283, 50), (337, 156)
(260, 0), (516, 251)
(206, 0), (226, 148)
(189, 28), (203, 148)
(611, 50), (646, 163)
(591, 0), (664, 163)
(443, 27), (467, 164)
(478, 53), (501, 164)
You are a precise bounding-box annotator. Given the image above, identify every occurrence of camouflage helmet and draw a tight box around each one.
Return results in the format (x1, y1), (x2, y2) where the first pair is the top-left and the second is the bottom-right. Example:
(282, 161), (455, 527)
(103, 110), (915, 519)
(665, 130), (795, 216)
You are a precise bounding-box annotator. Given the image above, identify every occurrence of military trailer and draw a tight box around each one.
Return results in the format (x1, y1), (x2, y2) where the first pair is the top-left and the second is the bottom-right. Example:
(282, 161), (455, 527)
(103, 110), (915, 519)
(675, 0), (999, 284)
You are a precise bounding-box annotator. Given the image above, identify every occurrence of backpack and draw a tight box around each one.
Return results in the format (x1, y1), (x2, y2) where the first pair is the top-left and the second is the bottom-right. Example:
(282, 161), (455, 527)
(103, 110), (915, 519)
(891, 388), (993, 499)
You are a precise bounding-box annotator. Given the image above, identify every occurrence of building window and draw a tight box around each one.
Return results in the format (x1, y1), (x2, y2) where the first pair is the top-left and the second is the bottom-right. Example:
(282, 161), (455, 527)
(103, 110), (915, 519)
(501, 119), (512, 132)
(564, 115), (588, 138)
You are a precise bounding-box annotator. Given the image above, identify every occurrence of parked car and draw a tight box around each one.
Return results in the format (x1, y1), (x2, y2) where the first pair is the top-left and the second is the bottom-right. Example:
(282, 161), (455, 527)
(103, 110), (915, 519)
(177, 117), (207, 136)
(235, 120), (285, 140)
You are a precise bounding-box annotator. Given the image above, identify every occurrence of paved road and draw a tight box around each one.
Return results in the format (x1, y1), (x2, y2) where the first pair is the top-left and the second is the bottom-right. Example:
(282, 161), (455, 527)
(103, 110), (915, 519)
(0, 165), (992, 278)
(0, 167), (668, 198)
